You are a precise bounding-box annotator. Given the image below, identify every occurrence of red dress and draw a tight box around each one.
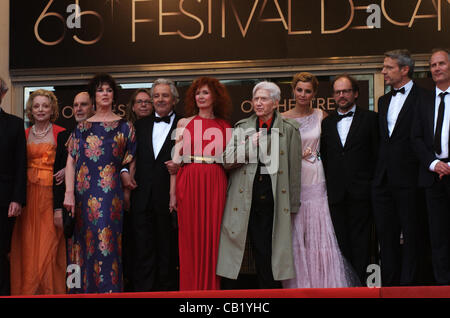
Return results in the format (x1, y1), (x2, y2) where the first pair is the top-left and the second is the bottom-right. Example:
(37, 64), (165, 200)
(176, 115), (231, 291)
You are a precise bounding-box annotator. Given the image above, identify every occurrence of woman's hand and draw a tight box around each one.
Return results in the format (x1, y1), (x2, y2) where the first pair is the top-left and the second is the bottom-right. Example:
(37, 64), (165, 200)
(169, 192), (177, 213)
(54, 209), (63, 229)
(53, 168), (65, 186)
(63, 191), (75, 215)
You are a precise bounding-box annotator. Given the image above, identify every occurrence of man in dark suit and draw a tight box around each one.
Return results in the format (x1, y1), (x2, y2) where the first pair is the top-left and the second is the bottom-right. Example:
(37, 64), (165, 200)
(128, 78), (180, 291)
(0, 77), (27, 295)
(372, 49), (429, 286)
(412, 48), (450, 285)
(53, 92), (94, 238)
(321, 74), (379, 284)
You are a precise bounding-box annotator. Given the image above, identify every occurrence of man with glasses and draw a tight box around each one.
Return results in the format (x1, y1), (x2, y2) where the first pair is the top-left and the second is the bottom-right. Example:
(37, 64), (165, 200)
(320, 74), (379, 285)
(128, 78), (180, 291)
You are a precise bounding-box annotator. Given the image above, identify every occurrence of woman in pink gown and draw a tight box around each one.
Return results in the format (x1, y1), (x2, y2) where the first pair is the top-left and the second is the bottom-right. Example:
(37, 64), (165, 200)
(282, 73), (359, 288)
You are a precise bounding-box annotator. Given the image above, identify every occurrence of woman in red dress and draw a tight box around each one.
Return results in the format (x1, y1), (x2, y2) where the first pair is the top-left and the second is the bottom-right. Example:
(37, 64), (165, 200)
(170, 77), (232, 291)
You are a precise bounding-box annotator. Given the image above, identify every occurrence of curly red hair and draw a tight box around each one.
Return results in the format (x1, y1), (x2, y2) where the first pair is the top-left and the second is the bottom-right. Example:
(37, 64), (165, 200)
(184, 77), (232, 120)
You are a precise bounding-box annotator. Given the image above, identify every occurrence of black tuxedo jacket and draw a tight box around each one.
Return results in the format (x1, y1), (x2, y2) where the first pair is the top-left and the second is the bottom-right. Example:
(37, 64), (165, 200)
(0, 109), (27, 208)
(373, 83), (429, 187)
(321, 107), (379, 204)
(131, 113), (180, 213)
(412, 88), (443, 188)
(53, 129), (71, 210)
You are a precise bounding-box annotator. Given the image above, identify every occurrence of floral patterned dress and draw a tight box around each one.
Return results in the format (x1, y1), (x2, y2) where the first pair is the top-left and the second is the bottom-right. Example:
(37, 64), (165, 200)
(67, 120), (136, 293)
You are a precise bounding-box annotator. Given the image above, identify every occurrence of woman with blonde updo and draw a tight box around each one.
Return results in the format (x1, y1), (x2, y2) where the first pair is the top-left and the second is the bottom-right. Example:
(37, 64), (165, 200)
(10, 89), (67, 295)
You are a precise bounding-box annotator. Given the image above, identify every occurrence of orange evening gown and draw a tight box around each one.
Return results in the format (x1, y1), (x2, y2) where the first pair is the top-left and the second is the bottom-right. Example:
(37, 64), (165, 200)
(10, 142), (66, 295)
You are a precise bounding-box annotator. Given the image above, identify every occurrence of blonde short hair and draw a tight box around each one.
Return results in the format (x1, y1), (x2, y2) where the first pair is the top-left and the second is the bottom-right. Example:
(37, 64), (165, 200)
(25, 89), (59, 124)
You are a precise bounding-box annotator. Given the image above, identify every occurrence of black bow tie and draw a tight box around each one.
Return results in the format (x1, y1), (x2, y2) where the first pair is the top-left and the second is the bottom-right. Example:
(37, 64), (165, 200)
(337, 111), (354, 122)
(154, 115), (171, 124)
(391, 87), (405, 96)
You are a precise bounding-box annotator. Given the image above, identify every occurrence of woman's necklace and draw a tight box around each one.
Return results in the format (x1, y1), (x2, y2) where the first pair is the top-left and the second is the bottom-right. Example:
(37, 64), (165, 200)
(32, 123), (52, 138)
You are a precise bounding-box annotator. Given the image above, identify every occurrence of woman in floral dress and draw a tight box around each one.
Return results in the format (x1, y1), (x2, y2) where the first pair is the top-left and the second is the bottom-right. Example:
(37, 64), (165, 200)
(64, 74), (136, 293)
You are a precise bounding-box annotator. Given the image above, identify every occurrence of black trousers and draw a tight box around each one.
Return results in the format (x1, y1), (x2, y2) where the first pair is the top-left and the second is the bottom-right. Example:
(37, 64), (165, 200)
(426, 175), (450, 285)
(131, 202), (179, 292)
(0, 206), (14, 296)
(329, 195), (372, 285)
(372, 179), (421, 286)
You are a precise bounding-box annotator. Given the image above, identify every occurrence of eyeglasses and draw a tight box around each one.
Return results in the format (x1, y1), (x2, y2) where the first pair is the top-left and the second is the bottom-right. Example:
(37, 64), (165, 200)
(333, 89), (354, 96)
(135, 100), (152, 105)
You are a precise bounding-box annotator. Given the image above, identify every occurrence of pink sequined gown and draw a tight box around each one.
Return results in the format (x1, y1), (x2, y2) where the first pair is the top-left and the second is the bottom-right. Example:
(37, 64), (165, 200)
(283, 109), (359, 288)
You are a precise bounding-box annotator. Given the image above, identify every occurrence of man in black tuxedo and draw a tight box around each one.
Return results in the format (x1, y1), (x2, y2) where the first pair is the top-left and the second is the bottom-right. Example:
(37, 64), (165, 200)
(53, 92), (94, 238)
(372, 50), (430, 286)
(128, 78), (180, 291)
(0, 77), (27, 295)
(321, 74), (379, 284)
(412, 48), (450, 285)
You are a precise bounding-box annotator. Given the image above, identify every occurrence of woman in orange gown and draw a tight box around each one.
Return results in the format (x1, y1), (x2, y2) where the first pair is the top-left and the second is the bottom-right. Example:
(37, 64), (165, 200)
(10, 89), (66, 295)
(170, 77), (232, 291)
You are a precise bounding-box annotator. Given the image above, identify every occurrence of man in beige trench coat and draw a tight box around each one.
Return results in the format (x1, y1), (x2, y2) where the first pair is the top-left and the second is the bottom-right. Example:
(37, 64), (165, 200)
(216, 81), (302, 288)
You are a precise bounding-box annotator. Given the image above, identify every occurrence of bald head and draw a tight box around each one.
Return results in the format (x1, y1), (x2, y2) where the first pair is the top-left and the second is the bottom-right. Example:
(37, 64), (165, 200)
(73, 92), (94, 122)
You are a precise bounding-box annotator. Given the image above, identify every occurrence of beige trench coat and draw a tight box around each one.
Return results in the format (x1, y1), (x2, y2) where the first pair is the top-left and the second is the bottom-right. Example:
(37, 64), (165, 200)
(216, 111), (302, 281)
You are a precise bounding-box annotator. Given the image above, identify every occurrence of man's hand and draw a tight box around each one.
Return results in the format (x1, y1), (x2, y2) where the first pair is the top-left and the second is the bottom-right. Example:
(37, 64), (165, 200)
(121, 171), (137, 190)
(435, 161), (450, 179)
(53, 168), (65, 186)
(165, 160), (180, 175)
(8, 202), (22, 217)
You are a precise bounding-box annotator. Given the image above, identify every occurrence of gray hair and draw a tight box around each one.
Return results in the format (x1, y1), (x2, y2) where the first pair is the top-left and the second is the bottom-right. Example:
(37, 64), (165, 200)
(0, 77), (8, 95)
(385, 49), (415, 78)
(151, 78), (180, 104)
(253, 81), (281, 102)
(431, 48), (450, 60)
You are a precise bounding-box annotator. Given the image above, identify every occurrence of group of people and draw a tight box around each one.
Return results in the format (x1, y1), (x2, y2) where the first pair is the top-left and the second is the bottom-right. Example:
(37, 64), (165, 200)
(0, 47), (448, 296)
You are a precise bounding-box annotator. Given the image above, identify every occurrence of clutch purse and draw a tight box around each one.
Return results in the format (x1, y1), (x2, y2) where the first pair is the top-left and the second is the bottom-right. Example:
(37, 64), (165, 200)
(62, 207), (75, 239)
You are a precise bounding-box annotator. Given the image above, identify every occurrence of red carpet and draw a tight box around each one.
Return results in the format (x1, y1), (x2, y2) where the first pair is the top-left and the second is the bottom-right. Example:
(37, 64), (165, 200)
(4, 286), (450, 298)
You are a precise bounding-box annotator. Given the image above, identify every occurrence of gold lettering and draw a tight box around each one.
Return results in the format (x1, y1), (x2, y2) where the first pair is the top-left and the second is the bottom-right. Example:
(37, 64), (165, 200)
(316, 97), (326, 110)
(321, 0), (355, 34)
(278, 99), (288, 113)
(381, 0), (409, 26)
(62, 105), (74, 119)
(408, 0), (441, 31)
(327, 97), (336, 111)
(178, 0), (205, 40)
(288, 0), (312, 35)
(132, 0), (154, 42)
(73, 0), (104, 45)
(351, 5), (375, 30)
(230, 0), (259, 38)
(241, 100), (253, 113)
(159, 0), (180, 36)
(222, 0), (226, 38)
(258, 0), (288, 30)
(34, 0), (65, 46)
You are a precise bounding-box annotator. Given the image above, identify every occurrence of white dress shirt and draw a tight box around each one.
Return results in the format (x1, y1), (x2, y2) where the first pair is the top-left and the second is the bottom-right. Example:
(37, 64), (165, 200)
(387, 80), (413, 137)
(337, 105), (356, 147)
(430, 86), (450, 171)
(152, 111), (175, 158)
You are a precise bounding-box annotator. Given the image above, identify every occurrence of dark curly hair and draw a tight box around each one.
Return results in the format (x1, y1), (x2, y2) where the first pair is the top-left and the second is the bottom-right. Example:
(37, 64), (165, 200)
(184, 77), (232, 121)
(87, 73), (119, 107)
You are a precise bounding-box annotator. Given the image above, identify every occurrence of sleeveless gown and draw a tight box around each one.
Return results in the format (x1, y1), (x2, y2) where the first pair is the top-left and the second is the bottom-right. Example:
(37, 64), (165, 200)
(10, 142), (66, 295)
(283, 109), (359, 288)
(176, 115), (231, 291)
